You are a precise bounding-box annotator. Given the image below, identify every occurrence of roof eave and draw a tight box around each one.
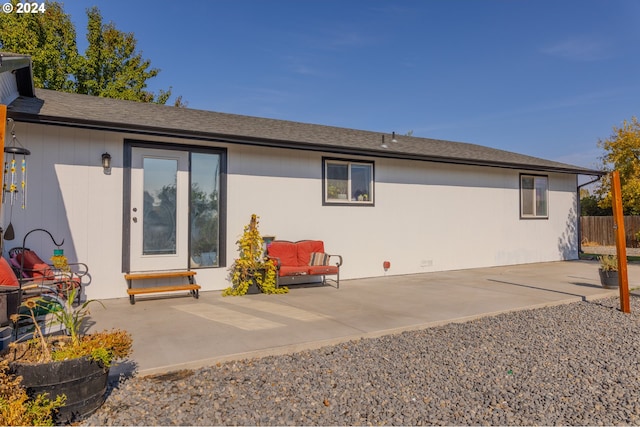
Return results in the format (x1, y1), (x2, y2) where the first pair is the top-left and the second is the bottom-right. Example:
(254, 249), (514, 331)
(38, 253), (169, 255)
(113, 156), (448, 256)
(0, 54), (31, 73)
(9, 111), (604, 177)
(0, 54), (35, 97)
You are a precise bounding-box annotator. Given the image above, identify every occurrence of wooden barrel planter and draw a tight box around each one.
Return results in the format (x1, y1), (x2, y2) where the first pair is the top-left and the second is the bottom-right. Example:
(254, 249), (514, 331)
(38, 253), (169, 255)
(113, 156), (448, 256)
(10, 356), (109, 424)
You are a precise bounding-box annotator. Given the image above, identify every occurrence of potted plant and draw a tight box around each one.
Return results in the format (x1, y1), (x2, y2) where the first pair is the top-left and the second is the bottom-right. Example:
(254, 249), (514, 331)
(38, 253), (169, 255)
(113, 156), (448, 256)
(223, 214), (287, 296)
(3, 286), (132, 424)
(327, 182), (347, 200)
(598, 254), (619, 288)
(0, 359), (65, 426)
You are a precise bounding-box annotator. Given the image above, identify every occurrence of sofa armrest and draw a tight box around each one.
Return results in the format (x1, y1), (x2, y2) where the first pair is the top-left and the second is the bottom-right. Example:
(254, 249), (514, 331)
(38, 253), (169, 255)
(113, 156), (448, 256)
(66, 262), (89, 278)
(266, 256), (282, 270)
(327, 254), (343, 267)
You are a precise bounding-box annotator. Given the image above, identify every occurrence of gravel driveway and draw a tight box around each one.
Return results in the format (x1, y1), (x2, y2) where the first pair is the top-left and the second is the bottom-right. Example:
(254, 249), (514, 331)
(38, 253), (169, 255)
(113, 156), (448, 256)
(82, 295), (640, 426)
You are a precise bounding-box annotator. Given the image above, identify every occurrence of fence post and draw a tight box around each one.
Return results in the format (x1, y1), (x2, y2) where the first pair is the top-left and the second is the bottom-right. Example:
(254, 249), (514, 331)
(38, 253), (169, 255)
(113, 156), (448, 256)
(611, 171), (630, 313)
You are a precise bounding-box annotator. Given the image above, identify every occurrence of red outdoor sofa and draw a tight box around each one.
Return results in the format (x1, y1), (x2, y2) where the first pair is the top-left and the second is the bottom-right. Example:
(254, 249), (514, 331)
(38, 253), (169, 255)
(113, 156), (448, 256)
(266, 240), (342, 288)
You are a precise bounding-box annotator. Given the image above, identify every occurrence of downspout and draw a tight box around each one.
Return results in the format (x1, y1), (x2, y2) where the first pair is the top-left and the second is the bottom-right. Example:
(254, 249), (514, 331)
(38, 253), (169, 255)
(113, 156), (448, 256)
(577, 174), (604, 254)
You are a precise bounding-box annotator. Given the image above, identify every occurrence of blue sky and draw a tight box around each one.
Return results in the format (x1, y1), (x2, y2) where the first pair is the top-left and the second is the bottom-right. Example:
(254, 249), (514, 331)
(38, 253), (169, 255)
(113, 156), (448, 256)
(60, 0), (640, 171)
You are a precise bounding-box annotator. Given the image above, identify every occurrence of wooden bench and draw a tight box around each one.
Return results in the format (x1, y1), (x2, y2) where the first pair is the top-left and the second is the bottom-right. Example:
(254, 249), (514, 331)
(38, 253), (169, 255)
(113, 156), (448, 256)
(124, 271), (200, 304)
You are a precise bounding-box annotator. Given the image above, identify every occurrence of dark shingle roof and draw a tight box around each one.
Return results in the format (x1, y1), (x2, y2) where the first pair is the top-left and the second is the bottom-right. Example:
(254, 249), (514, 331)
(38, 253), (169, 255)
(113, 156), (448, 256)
(8, 88), (602, 175)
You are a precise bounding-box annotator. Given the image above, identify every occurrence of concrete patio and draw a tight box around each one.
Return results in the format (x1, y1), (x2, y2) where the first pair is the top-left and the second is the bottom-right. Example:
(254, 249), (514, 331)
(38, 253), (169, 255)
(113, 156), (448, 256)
(85, 260), (640, 377)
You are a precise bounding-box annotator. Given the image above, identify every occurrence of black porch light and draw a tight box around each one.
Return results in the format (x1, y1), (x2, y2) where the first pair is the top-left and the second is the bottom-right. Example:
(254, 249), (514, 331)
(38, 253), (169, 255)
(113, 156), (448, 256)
(101, 152), (111, 170)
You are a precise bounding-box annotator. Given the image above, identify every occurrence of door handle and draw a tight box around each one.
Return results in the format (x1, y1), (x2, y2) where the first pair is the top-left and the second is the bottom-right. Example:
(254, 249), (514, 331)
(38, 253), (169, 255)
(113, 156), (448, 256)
(132, 217), (137, 223)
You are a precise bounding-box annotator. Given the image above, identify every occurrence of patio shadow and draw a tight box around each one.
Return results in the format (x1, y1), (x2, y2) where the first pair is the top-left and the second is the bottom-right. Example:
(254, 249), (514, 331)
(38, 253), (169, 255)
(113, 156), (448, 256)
(487, 278), (591, 300)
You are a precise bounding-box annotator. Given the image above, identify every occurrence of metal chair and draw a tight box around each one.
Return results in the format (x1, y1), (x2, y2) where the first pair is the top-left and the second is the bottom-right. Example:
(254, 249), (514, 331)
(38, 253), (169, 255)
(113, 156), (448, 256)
(7, 229), (89, 305)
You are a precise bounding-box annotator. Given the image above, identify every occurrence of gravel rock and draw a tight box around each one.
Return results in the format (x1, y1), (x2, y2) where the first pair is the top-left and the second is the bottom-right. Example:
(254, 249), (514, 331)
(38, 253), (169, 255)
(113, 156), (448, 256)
(82, 296), (640, 426)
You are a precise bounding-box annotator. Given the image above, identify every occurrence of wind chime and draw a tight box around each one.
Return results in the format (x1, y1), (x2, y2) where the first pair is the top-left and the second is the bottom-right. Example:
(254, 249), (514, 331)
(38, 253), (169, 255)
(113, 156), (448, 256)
(3, 118), (30, 240)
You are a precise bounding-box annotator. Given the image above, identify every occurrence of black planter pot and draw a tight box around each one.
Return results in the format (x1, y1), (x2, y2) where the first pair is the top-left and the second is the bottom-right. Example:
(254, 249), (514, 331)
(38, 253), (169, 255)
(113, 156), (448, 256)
(599, 269), (619, 289)
(244, 269), (265, 294)
(10, 357), (109, 424)
(246, 280), (262, 294)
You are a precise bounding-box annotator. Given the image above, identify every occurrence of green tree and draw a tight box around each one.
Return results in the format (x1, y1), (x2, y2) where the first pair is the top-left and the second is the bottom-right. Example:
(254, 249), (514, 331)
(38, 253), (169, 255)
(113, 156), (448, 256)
(580, 193), (611, 216)
(596, 117), (640, 215)
(0, 1), (182, 105)
(76, 6), (170, 103)
(0, 0), (79, 91)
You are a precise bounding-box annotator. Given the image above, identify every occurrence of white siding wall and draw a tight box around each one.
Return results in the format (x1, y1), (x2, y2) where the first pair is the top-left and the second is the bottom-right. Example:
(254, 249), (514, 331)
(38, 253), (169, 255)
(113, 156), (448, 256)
(230, 149), (578, 280)
(2, 124), (123, 299)
(3, 123), (579, 300)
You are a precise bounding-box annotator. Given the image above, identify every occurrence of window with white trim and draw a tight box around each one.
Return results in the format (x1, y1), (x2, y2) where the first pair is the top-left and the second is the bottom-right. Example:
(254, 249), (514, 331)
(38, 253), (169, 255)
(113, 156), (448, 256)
(323, 158), (374, 205)
(520, 174), (548, 218)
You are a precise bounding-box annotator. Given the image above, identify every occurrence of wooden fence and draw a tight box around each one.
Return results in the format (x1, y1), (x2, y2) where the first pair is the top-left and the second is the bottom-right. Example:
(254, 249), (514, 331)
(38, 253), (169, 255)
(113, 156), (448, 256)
(580, 216), (640, 247)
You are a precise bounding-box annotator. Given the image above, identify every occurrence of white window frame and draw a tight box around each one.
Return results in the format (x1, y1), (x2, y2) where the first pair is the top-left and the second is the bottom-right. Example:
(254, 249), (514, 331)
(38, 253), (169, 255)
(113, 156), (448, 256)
(323, 158), (374, 205)
(520, 174), (549, 219)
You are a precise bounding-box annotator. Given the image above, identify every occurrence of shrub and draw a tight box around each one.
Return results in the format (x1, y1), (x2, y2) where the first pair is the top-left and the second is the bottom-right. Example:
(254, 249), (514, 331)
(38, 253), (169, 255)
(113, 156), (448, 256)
(223, 214), (287, 295)
(598, 254), (618, 271)
(0, 360), (65, 426)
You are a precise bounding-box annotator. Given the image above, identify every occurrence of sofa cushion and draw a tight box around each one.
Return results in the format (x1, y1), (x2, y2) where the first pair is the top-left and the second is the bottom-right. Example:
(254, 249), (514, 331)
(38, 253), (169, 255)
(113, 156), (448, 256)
(0, 257), (19, 287)
(279, 266), (310, 277)
(268, 241), (298, 266)
(296, 240), (324, 266)
(16, 250), (54, 279)
(308, 265), (339, 275)
(309, 252), (330, 266)
(31, 263), (55, 280)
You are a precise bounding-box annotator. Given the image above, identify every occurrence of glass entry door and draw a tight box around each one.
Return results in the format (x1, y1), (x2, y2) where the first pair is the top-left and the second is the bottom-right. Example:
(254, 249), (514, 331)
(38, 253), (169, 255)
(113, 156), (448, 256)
(129, 147), (189, 271)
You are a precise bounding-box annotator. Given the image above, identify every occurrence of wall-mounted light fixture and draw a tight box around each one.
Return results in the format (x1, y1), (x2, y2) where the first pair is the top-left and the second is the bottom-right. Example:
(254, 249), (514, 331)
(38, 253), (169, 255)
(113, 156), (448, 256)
(101, 152), (111, 171)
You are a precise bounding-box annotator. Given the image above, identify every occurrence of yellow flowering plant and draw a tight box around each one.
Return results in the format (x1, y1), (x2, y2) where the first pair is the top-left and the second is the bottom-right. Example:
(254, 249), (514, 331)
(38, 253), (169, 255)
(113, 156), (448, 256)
(223, 214), (287, 296)
(50, 253), (68, 271)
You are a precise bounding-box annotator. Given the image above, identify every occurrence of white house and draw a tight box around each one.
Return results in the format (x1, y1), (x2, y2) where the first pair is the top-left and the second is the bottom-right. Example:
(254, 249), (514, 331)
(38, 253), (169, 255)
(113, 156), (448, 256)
(0, 54), (602, 300)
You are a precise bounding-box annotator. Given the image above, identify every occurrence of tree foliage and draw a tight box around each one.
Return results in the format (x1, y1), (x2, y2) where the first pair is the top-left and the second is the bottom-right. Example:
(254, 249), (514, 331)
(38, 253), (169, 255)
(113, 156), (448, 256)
(596, 117), (640, 215)
(76, 7), (168, 103)
(580, 193), (611, 216)
(0, 1), (78, 91)
(0, 1), (182, 105)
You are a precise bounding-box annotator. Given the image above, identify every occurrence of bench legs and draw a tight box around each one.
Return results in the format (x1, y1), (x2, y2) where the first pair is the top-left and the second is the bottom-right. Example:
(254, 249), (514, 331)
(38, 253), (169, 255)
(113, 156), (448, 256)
(128, 286), (199, 305)
(187, 274), (199, 299)
(277, 273), (340, 289)
(322, 272), (339, 289)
